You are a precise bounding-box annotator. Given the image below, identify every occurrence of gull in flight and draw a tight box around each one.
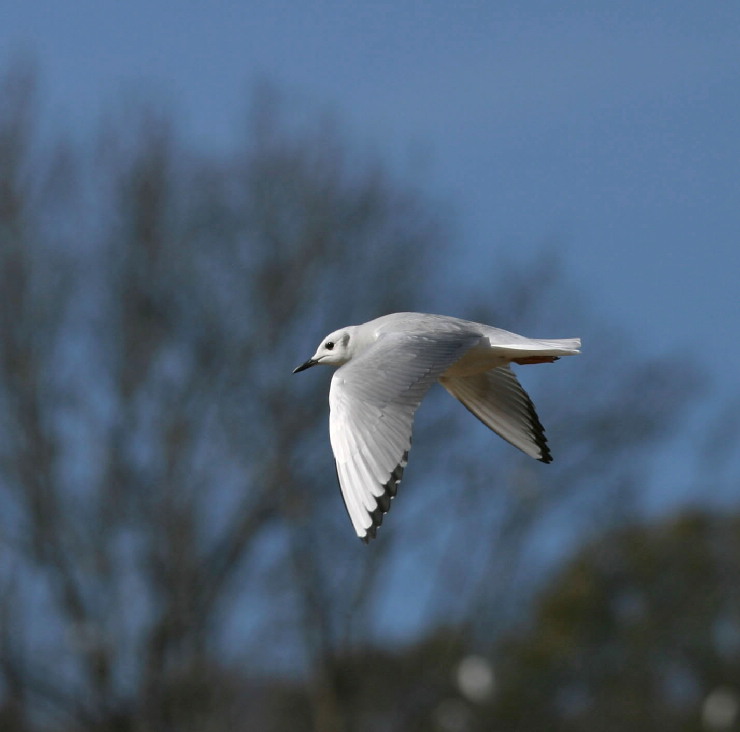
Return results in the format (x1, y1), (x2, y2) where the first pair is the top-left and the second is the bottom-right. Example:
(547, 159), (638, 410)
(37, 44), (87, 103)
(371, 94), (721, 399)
(294, 312), (580, 542)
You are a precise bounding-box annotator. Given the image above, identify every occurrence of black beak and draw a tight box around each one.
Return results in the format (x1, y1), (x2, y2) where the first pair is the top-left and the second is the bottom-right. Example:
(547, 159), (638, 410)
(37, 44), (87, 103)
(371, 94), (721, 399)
(293, 358), (318, 374)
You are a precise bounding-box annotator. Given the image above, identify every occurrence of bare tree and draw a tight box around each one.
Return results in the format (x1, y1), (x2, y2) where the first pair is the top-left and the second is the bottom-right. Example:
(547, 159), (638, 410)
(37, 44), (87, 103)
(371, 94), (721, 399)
(0, 63), (706, 732)
(0, 67), (450, 731)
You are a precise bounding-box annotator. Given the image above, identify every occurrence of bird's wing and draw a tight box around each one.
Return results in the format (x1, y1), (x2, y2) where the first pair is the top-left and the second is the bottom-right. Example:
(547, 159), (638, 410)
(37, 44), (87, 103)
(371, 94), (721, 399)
(440, 365), (552, 463)
(329, 331), (480, 541)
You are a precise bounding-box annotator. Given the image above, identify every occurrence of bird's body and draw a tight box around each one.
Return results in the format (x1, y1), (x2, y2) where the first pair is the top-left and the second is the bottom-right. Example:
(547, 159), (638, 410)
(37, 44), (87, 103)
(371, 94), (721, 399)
(294, 312), (580, 542)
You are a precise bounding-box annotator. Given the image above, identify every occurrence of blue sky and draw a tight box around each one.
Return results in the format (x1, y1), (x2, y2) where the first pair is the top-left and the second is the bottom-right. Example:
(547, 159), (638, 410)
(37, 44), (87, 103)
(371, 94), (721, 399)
(5, 1), (739, 469)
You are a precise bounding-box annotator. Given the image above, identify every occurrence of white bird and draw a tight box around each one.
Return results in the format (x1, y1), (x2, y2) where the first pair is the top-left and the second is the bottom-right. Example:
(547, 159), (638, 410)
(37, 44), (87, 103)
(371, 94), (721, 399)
(294, 312), (580, 542)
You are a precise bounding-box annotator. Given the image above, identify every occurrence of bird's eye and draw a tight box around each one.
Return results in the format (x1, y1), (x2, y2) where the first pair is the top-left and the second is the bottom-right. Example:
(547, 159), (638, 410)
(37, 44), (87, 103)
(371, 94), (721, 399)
(325, 341), (334, 350)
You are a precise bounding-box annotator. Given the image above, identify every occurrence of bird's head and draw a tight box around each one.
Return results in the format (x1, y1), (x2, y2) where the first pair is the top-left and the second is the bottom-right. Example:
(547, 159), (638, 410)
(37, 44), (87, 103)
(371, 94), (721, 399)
(293, 327), (355, 372)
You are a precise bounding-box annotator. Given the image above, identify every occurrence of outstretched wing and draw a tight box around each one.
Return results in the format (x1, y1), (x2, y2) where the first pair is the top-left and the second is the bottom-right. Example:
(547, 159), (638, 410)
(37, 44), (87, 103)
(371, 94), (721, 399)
(440, 365), (552, 463)
(329, 331), (480, 541)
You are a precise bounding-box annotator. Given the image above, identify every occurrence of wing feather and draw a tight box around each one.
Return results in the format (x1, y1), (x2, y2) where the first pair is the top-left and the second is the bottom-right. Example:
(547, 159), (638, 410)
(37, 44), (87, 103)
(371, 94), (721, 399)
(440, 365), (552, 463)
(329, 331), (480, 541)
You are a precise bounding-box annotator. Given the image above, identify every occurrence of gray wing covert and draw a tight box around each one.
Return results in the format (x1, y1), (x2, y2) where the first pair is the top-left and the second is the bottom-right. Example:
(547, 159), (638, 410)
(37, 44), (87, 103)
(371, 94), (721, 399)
(329, 331), (480, 541)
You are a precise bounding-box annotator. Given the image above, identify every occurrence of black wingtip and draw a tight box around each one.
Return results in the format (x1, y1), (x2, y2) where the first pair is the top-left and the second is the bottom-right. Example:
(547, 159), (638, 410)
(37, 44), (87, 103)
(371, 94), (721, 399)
(522, 386), (552, 464)
(357, 449), (409, 544)
(360, 526), (376, 544)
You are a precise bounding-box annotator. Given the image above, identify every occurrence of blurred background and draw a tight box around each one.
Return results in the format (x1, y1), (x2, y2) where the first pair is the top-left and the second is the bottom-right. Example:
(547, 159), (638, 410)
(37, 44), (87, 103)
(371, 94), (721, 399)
(1, 2), (739, 731)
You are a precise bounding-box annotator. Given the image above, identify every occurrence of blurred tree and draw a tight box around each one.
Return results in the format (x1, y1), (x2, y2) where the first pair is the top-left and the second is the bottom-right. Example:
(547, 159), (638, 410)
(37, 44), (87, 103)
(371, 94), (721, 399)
(491, 510), (740, 732)
(0, 61), (707, 732)
(0, 66), (445, 731)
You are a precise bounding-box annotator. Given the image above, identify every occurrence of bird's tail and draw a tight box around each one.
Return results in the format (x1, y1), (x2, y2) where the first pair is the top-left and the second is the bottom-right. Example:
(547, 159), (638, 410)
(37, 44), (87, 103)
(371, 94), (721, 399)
(499, 337), (581, 361)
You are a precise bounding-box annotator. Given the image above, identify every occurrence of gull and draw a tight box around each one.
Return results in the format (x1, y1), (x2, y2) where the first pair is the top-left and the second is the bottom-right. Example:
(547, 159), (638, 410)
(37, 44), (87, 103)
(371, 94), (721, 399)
(294, 312), (580, 542)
